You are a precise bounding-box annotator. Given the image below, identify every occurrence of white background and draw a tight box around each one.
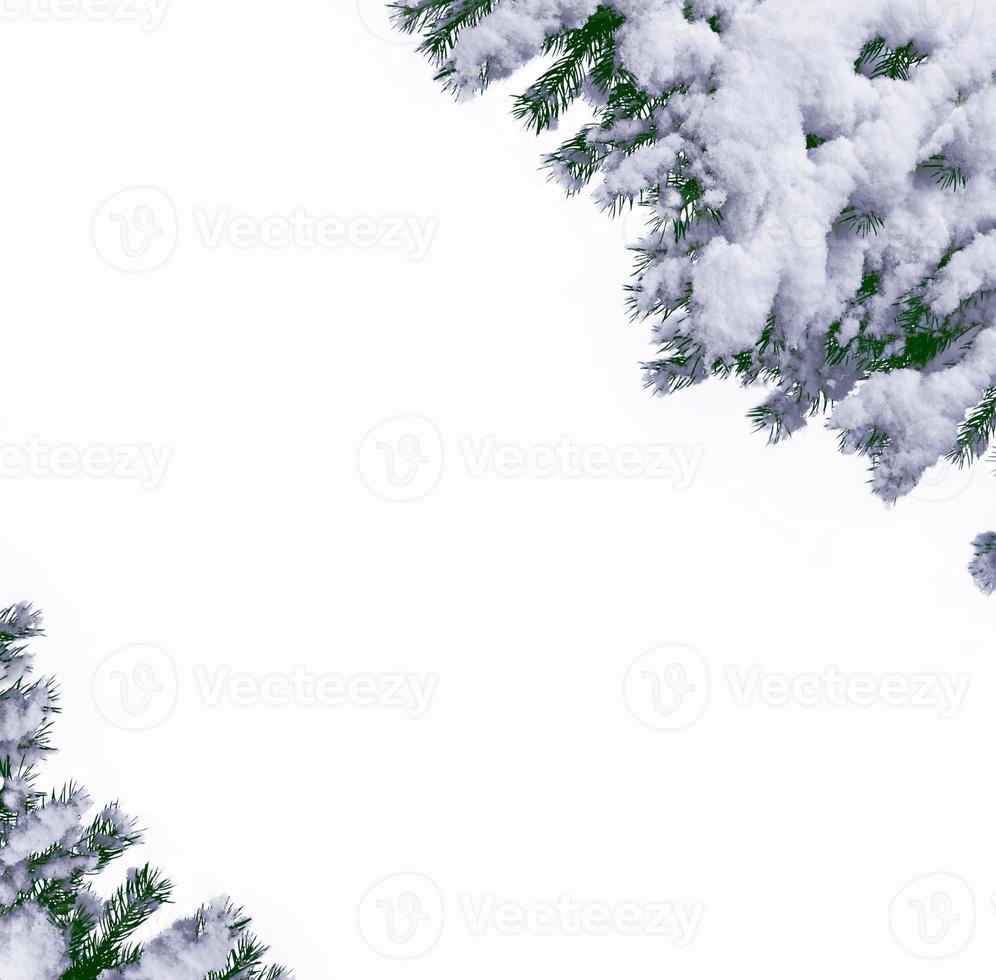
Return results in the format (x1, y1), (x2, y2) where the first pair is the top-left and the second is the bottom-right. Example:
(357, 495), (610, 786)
(2, 0), (996, 976)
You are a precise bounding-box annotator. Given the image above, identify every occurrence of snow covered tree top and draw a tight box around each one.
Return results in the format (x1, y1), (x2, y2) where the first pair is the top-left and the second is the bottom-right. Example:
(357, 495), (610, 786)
(399, 0), (996, 589)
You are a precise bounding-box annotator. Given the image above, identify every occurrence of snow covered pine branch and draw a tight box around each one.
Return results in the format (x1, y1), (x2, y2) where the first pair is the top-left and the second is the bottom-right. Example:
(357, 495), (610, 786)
(396, 0), (996, 590)
(0, 604), (290, 980)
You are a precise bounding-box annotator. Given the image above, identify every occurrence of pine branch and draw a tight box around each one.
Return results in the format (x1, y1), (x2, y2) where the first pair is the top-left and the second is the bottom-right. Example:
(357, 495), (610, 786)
(63, 864), (173, 980)
(391, 0), (499, 66)
(921, 154), (966, 191)
(856, 36), (927, 79)
(513, 6), (627, 133)
(1, 609), (291, 976)
(949, 387), (996, 465)
(835, 206), (885, 237)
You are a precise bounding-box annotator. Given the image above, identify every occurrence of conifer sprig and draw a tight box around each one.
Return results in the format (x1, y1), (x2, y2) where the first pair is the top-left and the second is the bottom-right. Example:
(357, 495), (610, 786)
(402, 0), (996, 586)
(0, 604), (291, 978)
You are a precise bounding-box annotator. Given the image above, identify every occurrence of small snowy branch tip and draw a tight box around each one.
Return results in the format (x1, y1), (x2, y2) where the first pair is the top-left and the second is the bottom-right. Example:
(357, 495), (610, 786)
(0, 603), (291, 980)
(398, 0), (996, 589)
